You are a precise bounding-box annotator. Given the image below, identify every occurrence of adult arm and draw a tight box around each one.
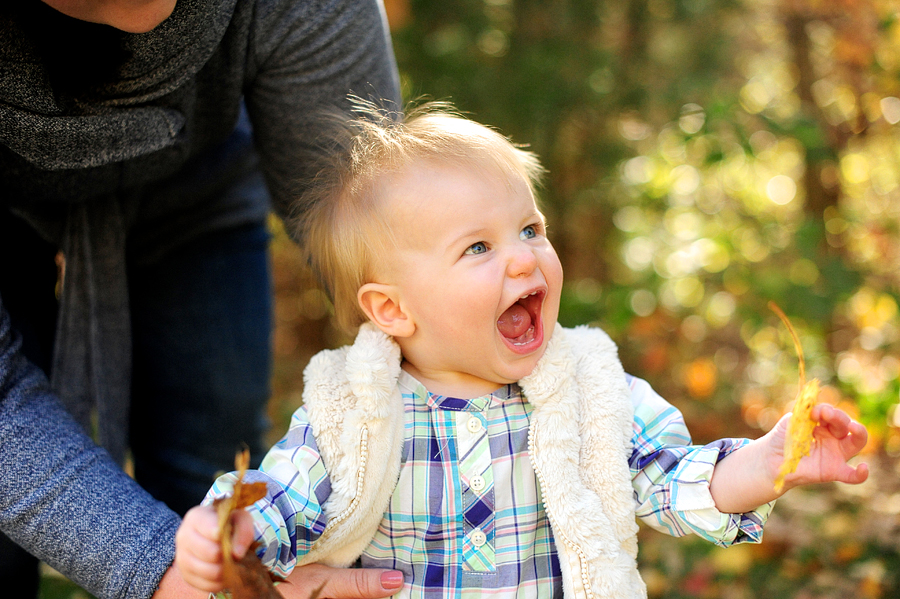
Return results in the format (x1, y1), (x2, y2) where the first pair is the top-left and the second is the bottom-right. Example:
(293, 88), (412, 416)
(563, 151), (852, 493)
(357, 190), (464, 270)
(0, 293), (181, 599)
(244, 0), (402, 223)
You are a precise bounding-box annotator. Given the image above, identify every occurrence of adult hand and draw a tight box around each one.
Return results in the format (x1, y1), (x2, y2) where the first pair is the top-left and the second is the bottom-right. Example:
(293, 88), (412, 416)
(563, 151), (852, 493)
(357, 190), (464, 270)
(277, 564), (403, 598)
(152, 564), (210, 599)
(153, 562), (403, 599)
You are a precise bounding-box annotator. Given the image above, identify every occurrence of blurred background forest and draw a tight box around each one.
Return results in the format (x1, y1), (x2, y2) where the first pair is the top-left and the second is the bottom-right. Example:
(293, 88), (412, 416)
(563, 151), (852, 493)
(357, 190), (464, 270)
(42, 0), (900, 597)
(268, 0), (900, 597)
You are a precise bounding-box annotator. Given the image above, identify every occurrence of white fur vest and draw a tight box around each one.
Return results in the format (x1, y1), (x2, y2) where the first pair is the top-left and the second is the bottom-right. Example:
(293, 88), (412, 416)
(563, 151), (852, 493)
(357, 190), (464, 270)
(296, 322), (647, 599)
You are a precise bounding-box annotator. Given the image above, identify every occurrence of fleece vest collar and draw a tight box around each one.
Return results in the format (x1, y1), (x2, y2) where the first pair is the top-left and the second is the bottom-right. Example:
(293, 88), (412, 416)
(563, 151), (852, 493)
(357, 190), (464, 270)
(299, 323), (647, 599)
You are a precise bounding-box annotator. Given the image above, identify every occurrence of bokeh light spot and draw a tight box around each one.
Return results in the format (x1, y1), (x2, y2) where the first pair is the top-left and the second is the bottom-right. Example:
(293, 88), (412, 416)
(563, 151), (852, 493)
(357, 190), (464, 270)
(881, 96), (900, 124)
(630, 289), (657, 317)
(766, 174), (797, 205)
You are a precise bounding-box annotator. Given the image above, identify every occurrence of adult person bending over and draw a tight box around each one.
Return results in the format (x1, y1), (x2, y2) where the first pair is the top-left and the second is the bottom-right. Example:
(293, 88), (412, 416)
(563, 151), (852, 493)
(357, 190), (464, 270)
(0, 0), (402, 597)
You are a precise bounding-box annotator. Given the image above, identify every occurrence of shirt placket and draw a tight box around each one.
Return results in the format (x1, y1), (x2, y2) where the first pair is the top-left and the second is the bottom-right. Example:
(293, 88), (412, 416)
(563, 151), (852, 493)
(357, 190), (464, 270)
(456, 409), (495, 573)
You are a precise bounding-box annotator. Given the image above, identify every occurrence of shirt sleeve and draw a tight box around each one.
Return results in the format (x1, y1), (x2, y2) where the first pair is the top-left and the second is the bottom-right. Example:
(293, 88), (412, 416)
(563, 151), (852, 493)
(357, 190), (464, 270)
(206, 406), (332, 579)
(627, 375), (773, 547)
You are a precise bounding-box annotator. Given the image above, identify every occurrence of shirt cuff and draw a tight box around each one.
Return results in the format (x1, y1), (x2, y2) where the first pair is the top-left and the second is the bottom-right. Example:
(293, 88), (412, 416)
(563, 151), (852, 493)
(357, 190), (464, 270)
(671, 444), (774, 546)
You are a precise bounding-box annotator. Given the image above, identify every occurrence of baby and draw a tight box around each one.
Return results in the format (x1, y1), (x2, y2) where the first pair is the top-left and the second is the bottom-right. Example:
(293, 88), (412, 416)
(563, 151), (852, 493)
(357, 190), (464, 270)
(175, 101), (869, 599)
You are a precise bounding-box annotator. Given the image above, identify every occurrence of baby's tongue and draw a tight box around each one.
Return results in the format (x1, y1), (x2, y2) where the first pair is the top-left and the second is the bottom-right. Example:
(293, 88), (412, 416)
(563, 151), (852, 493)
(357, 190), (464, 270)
(498, 303), (532, 340)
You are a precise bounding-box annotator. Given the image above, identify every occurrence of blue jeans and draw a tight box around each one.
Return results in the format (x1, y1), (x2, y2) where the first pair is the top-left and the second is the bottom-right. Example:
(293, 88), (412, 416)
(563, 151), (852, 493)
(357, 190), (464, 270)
(128, 220), (273, 515)
(0, 211), (273, 592)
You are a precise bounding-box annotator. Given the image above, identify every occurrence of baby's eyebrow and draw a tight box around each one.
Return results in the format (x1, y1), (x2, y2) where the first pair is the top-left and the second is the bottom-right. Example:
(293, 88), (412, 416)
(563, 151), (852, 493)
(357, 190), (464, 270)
(449, 227), (490, 247)
(528, 211), (548, 227)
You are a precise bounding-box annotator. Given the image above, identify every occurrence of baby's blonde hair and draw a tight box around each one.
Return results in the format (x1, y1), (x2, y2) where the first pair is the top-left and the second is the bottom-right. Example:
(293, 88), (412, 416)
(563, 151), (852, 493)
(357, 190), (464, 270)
(291, 99), (545, 333)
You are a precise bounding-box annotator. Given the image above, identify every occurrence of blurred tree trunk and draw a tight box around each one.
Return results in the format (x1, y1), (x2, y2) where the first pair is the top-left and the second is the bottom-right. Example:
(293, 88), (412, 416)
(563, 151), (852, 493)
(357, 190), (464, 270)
(781, 0), (877, 218)
(783, 10), (842, 218)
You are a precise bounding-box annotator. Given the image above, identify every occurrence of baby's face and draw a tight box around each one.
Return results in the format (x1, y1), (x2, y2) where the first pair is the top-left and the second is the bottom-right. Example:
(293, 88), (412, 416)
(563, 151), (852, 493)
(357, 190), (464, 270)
(374, 158), (563, 398)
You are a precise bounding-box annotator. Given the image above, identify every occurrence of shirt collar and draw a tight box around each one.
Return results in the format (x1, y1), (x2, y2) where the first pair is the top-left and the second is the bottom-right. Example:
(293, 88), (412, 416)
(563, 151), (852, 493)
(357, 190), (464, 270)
(398, 369), (522, 412)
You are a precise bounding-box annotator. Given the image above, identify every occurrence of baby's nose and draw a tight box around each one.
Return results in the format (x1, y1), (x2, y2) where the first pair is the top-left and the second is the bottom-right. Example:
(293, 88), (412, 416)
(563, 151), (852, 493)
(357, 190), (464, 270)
(507, 246), (538, 278)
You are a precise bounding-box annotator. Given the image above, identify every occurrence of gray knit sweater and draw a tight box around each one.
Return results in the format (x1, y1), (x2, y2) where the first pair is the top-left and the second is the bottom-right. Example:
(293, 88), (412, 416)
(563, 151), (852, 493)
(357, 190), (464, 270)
(0, 0), (399, 597)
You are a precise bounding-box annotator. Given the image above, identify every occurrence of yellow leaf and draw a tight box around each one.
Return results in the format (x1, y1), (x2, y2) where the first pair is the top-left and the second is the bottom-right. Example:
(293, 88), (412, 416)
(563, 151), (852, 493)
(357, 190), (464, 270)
(769, 302), (819, 493)
(213, 449), (284, 599)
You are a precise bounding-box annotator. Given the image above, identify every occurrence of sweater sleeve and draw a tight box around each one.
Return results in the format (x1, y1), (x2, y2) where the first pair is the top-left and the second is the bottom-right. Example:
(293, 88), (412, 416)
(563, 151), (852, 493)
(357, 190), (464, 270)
(0, 293), (181, 599)
(243, 0), (402, 223)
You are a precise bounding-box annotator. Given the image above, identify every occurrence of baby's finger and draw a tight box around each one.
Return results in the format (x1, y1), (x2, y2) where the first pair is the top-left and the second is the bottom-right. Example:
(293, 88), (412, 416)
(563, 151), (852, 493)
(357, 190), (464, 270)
(812, 404), (850, 436)
(850, 461), (870, 484)
(231, 509), (257, 559)
(180, 554), (226, 592)
(770, 413), (792, 440)
(833, 461), (870, 486)
(188, 533), (225, 564)
(184, 505), (222, 542)
(843, 419), (869, 456)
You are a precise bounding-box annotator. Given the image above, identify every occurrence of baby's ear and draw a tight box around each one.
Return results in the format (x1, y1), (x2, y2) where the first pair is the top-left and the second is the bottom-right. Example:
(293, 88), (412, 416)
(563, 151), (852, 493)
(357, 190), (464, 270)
(358, 283), (415, 338)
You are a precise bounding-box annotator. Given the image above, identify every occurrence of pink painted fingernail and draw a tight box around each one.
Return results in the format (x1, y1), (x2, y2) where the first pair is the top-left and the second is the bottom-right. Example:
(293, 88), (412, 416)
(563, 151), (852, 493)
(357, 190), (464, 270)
(381, 570), (404, 589)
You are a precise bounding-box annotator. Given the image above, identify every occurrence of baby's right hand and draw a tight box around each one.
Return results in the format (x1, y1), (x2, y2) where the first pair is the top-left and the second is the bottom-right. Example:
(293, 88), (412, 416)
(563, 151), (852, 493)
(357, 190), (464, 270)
(175, 504), (256, 593)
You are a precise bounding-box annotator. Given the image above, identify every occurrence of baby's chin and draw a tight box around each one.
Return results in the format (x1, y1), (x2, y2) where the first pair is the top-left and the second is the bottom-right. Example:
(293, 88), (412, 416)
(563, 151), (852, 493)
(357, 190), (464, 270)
(492, 342), (549, 382)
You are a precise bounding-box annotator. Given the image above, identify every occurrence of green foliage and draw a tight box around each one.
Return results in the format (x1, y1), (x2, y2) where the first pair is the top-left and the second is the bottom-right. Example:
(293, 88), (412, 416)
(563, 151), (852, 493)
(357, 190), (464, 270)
(38, 576), (96, 599)
(259, 1), (900, 597)
(385, 4), (900, 593)
(391, 0), (900, 446)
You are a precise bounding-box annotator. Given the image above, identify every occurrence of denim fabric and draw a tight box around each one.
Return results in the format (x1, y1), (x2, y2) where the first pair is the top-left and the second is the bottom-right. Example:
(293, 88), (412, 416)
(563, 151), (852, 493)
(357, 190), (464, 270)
(129, 219), (273, 516)
(0, 179), (272, 599)
(0, 214), (272, 597)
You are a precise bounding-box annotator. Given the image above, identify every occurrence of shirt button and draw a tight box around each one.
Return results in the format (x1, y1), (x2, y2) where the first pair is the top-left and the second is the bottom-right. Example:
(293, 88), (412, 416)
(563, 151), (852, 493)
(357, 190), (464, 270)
(466, 416), (483, 434)
(470, 528), (487, 547)
(470, 475), (486, 492)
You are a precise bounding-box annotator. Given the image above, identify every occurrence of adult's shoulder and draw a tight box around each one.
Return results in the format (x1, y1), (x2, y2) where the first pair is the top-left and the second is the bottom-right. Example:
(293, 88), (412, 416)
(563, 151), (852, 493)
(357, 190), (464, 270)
(243, 0), (387, 41)
(239, 0), (395, 102)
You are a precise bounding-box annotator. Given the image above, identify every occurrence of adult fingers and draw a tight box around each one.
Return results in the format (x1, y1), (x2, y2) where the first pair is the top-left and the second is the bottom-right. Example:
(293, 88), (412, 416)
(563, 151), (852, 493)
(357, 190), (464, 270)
(279, 564), (403, 598)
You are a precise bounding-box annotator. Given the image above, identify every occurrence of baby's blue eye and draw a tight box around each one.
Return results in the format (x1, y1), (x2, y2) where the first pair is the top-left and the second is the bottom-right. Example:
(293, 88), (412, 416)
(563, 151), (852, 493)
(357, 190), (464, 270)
(465, 242), (488, 255)
(520, 225), (537, 240)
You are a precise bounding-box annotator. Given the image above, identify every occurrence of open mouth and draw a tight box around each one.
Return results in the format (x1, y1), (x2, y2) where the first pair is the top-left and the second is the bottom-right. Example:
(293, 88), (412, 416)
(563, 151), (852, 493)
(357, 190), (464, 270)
(497, 290), (544, 349)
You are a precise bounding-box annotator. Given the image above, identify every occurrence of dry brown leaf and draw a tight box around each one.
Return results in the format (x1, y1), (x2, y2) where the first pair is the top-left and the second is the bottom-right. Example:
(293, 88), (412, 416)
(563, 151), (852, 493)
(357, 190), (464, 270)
(769, 302), (820, 493)
(213, 449), (285, 599)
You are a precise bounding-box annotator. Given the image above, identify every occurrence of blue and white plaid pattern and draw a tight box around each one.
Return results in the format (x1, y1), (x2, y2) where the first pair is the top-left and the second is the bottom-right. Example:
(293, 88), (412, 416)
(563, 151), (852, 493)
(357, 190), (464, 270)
(209, 371), (771, 596)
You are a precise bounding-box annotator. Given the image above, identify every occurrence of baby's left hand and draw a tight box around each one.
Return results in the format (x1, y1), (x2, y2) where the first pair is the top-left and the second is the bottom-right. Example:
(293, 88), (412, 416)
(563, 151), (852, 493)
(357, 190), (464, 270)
(768, 403), (869, 492)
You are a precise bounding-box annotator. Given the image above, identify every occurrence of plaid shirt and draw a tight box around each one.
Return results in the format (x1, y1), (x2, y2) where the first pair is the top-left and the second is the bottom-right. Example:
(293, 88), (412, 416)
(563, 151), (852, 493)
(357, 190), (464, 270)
(210, 371), (772, 597)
